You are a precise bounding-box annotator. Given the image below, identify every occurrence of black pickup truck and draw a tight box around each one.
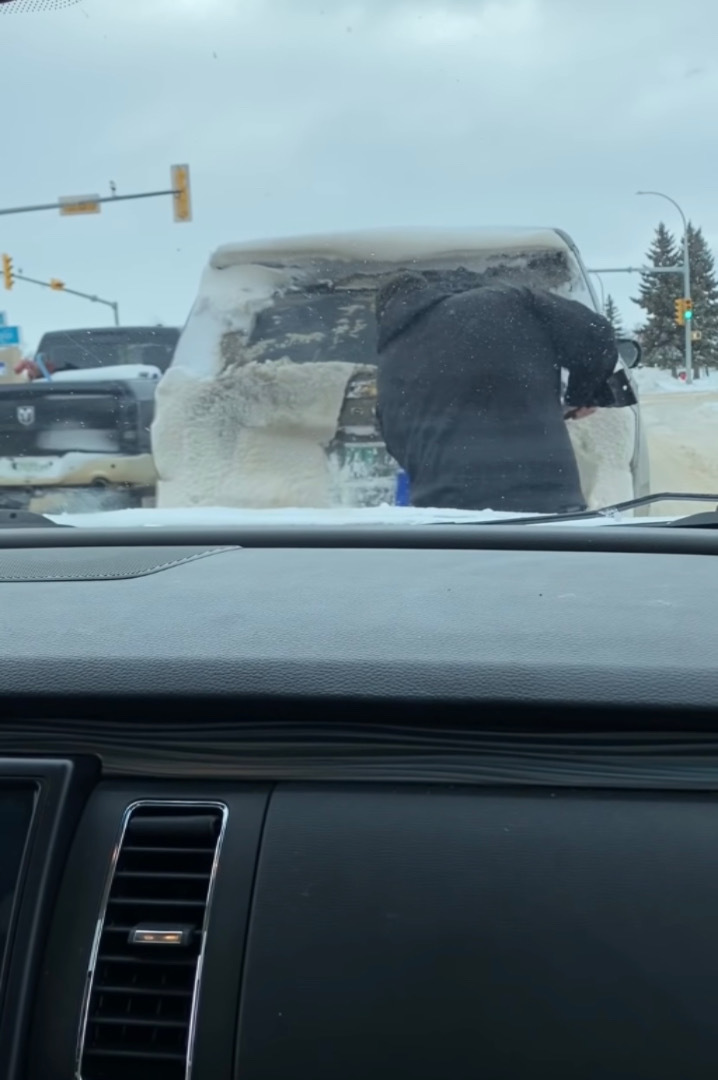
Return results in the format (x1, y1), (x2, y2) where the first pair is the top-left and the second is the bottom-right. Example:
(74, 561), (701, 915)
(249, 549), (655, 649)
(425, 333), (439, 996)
(0, 326), (179, 513)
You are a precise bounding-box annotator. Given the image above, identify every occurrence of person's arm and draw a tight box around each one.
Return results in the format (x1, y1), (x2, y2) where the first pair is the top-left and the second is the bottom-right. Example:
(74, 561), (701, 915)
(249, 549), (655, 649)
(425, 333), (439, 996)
(529, 288), (619, 408)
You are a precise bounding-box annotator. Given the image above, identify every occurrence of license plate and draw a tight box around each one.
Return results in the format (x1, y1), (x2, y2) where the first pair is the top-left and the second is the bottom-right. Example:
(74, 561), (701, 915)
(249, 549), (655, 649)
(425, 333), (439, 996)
(0, 456), (59, 477)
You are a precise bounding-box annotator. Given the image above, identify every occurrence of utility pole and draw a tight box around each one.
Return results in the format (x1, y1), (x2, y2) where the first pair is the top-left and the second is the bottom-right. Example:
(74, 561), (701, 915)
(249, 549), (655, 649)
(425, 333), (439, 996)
(636, 190), (693, 383)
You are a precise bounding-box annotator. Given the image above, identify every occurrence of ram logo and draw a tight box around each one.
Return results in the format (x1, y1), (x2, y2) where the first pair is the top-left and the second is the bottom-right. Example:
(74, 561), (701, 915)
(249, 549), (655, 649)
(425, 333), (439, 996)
(16, 406), (35, 427)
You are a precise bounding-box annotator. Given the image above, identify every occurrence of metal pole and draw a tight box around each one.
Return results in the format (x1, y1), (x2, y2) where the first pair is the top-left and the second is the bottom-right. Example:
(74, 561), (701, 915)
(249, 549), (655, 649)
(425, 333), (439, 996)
(587, 266), (683, 275)
(13, 273), (120, 324)
(590, 271), (606, 312)
(636, 190), (692, 384)
(0, 188), (178, 218)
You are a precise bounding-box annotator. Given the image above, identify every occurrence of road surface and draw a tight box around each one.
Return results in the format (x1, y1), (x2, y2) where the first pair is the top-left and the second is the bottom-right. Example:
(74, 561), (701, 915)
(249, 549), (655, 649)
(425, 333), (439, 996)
(640, 389), (718, 517)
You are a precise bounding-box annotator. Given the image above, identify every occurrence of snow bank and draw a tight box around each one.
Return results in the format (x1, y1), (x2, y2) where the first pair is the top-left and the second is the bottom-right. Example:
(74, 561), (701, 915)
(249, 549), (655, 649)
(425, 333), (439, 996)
(633, 366), (718, 395)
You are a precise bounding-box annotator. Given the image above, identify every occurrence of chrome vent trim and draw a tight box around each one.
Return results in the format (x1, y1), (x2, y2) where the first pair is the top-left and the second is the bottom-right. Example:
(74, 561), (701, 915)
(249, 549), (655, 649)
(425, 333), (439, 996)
(74, 799), (228, 1080)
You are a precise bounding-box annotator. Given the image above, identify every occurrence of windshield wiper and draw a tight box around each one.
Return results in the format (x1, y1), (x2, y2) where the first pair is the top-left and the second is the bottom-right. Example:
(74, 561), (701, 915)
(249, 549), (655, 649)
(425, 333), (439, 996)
(473, 492), (718, 527)
(0, 509), (71, 529)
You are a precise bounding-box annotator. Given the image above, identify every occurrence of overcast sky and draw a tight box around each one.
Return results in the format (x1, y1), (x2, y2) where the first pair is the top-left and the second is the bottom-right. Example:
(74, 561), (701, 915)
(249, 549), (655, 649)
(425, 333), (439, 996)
(0, 0), (715, 349)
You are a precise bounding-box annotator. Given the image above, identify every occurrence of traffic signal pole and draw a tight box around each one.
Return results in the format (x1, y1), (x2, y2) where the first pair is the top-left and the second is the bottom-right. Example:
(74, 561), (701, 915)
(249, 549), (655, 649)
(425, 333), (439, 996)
(637, 190), (693, 383)
(681, 225), (693, 385)
(12, 272), (120, 325)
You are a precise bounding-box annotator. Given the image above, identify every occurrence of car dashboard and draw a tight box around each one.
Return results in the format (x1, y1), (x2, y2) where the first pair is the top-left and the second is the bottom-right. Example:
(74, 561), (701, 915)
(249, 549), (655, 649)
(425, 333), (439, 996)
(1, 524), (717, 1080)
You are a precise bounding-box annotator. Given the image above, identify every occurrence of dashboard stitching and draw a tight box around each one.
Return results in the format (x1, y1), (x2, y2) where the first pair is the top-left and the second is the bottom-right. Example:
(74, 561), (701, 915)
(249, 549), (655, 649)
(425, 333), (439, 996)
(0, 545), (240, 582)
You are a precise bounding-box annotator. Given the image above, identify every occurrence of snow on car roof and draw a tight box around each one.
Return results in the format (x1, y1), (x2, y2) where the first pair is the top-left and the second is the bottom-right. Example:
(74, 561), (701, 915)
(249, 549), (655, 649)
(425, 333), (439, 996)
(210, 227), (571, 269)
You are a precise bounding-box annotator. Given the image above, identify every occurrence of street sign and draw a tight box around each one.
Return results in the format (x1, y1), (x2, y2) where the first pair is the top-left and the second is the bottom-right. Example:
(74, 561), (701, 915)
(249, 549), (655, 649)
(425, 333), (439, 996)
(691, 330), (702, 342)
(0, 326), (20, 347)
(171, 164), (192, 223)
(59, 195), (101, 216)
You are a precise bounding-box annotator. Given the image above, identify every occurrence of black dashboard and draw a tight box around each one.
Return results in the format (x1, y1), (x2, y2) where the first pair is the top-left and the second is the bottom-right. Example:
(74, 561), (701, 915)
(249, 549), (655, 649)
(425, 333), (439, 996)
(1, 525), (718, 1080)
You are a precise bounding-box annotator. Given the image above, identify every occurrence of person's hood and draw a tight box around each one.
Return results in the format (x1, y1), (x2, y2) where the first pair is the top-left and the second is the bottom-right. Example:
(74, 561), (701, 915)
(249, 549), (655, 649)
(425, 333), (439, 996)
(376, 283), (451, 352)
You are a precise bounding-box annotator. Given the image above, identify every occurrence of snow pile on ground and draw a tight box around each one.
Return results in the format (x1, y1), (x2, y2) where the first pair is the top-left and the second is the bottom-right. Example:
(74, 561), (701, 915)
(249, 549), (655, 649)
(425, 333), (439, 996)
(639, 386), (718, 517)
(633, 366), (718, 395)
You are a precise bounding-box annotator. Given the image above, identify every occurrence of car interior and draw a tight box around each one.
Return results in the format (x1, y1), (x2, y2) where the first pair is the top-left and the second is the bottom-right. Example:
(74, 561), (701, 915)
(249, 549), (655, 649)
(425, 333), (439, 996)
(1, 519), (717, 1080)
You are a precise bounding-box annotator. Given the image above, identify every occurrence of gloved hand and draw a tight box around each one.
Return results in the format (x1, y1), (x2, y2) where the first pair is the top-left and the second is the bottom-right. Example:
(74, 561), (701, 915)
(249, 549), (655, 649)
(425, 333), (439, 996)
(588, 369), (638, 408)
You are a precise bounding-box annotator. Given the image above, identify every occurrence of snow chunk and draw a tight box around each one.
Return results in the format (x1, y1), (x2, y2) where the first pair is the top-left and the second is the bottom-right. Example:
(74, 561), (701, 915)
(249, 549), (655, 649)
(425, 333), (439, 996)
(567, 407), (637, 510)
(152, 359), (358, 509)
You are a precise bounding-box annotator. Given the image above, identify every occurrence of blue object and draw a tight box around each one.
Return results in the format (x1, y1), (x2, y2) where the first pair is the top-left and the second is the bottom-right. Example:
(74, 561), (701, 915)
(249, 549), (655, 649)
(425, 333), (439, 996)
(395, 470), (411, 506)
(0, 326), (20, 347)
(34, 352), (53, 381)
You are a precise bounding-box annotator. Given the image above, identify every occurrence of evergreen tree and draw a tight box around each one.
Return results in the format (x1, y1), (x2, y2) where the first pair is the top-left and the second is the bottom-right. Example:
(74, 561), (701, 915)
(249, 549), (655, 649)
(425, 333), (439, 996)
(604, 294), (623, 335)
(632, 223), (683, 368)
(686, 224), (718, 369)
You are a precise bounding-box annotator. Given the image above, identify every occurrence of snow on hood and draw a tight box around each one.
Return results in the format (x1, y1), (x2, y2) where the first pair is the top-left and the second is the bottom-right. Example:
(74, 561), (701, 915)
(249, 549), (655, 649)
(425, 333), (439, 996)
(46, 505), (672, 529)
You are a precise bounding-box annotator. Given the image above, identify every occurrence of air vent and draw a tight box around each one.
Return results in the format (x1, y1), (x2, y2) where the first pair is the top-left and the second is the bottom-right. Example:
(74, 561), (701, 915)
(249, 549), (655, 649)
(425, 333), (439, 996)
(78, 802), (227, 1080)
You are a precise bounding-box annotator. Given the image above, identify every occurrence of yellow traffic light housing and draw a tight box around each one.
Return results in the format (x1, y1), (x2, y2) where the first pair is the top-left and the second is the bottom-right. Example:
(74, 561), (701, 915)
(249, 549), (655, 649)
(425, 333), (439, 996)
(171, 164), (192, 223)
(674, 298), (685, 326)
(684, 298), (693, 321)
(2, 254), (13, 291)
(49, 278), (65, 291)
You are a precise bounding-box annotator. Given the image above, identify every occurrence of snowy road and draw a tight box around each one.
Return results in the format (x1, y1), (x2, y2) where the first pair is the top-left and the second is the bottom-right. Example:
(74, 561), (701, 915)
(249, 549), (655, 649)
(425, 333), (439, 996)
(640, 389), (718, 517)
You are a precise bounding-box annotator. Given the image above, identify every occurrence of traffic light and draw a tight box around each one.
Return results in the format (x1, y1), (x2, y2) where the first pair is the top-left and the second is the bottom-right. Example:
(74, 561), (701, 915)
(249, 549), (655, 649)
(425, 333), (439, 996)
(674, 298), (685, 326)
(2, 254), (13, 291)
(171, 164), (192, 223)
(684, 298), (693, 321)
(49, 279), (65, 291)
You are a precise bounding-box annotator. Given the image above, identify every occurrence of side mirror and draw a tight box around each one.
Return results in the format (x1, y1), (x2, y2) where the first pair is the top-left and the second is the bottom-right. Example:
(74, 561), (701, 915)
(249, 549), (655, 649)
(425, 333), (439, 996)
(616, 337), (642, 369)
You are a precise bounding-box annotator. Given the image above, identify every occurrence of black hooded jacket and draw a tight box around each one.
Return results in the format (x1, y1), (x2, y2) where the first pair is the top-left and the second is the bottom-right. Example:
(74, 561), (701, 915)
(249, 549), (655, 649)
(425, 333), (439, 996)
(375, 279), (619, 513)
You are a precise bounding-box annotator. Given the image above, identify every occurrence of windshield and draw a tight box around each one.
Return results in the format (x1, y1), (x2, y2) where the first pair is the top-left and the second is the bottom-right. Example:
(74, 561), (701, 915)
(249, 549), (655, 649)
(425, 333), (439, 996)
(1, 0), (716, 525)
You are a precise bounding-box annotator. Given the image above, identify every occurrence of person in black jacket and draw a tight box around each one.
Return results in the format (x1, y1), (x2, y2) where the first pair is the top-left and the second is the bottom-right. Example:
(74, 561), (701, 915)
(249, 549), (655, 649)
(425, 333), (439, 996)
(374, 270), (621, 514)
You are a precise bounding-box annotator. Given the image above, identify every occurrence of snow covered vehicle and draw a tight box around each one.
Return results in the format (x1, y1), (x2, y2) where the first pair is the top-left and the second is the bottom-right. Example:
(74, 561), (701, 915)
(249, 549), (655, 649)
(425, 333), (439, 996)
(152, 229), (649, 511)
(0, 326), (179, 513)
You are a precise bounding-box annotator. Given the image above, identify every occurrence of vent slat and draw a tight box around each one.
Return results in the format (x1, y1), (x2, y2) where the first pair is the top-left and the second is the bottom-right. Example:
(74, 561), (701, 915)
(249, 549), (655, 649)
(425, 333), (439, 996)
(93, 983), (193, 997)
(79, 803), (225, 1080)
(91, 1016), (188, 1030)
(115, 870), (209, 881)
(108, 897), (208, 908)
(84, 1047), (187, 1062)
(121, 845), (214, 855)
(98, 953), (196, 967)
